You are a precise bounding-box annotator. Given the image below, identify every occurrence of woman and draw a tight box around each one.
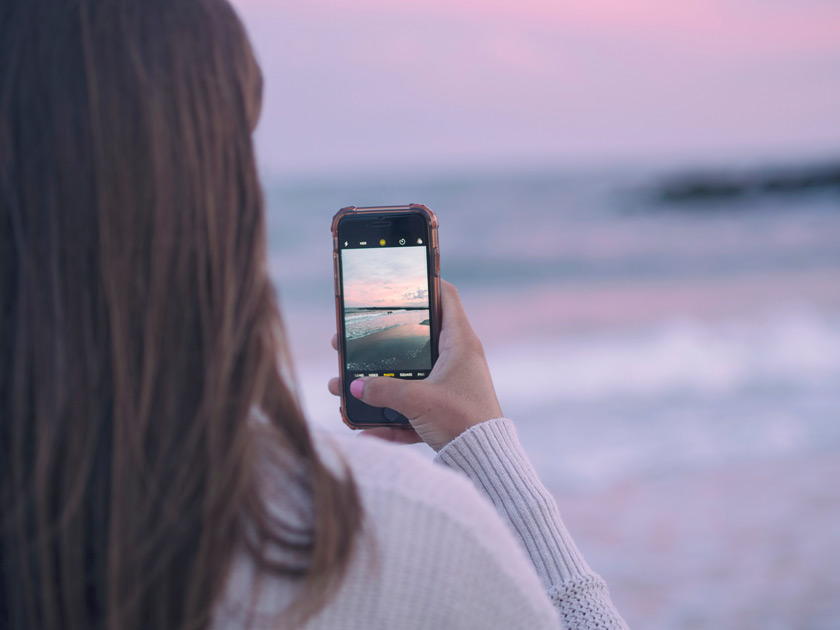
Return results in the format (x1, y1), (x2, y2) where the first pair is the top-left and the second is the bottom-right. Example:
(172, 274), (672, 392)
(0, 0), (627, 628)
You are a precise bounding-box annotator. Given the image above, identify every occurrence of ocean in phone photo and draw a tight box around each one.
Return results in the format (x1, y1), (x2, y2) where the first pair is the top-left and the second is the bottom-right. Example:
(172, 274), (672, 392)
(264, 159), (840, 628)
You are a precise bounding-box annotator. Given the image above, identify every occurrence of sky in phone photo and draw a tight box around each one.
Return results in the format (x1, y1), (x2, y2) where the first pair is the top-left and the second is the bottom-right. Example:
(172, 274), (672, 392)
(341, 247), (429, 309)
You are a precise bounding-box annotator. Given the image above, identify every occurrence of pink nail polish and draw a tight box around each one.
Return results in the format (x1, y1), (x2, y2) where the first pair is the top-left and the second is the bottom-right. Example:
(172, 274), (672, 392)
(349, 379), (364, 399)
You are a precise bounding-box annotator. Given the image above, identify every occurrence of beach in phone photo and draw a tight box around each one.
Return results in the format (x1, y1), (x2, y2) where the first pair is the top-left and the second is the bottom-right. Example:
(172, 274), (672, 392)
(344, 308), (431, 371)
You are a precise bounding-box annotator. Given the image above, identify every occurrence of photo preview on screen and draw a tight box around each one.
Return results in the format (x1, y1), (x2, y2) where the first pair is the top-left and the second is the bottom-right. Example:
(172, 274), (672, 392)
(341, 245), (432, 377)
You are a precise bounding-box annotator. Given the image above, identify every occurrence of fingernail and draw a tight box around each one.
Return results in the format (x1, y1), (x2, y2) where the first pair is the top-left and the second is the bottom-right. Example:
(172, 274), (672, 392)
(349, 379), (364, 399)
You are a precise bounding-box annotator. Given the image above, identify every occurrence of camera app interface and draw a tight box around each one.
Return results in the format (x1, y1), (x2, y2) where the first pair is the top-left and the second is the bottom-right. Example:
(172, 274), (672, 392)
(341, 241), (432, 379)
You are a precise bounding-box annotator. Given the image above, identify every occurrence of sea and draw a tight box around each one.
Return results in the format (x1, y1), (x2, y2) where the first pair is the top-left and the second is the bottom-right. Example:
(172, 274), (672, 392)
(264, 161), (840, 627)
(264, 160), (840, 491)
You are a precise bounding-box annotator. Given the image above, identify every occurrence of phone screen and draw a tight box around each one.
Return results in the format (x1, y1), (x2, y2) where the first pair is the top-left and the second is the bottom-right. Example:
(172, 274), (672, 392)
(335, 210), (439, 425)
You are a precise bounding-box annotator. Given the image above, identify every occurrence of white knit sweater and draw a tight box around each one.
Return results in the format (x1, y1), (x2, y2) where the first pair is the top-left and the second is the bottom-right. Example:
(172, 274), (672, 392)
(213, 418), (628, 629)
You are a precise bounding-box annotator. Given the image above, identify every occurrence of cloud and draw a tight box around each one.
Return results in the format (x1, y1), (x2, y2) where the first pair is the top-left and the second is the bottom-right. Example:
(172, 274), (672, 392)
(404, 288), (428, 302)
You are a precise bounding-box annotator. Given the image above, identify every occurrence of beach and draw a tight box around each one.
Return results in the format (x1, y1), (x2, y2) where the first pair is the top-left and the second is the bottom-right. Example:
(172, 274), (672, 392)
(556, 453), (840, 629)
(268, 164), (840, 629)
(345, 319), (432, 371)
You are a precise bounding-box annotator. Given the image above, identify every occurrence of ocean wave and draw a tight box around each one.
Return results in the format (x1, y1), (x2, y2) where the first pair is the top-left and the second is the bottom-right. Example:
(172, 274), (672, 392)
(344, 309), (429, 341)
(488, 308), (840, 404)
(493, 309), (840, 489)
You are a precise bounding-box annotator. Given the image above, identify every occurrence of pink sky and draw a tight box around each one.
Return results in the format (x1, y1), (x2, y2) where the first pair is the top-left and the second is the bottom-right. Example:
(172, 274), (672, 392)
(342, 247), (429, 309)
(231, 0), (840, 176)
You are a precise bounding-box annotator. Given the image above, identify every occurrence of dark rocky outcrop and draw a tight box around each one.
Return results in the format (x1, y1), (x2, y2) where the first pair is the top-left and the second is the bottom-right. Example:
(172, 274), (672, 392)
(655, 161), (840, 205)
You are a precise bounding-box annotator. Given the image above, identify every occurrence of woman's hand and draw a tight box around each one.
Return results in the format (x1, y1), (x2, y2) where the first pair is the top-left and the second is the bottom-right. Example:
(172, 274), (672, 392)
(328, 280), (503, 452)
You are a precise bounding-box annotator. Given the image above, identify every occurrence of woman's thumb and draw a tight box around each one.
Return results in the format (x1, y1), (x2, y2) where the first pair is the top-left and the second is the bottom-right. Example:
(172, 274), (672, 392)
(350, 376), (423, 418)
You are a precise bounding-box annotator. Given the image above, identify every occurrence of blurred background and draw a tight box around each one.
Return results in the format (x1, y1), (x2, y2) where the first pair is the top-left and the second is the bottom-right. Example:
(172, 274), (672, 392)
(231, 1), (840, 627)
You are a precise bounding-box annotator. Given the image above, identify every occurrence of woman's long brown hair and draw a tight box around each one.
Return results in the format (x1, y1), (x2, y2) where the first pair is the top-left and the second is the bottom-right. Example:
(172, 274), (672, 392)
(0, 0), (361, 628)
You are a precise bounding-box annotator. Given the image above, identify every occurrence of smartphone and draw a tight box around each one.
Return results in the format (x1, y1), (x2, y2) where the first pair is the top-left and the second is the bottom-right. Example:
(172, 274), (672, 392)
(332, 204), (441, 428)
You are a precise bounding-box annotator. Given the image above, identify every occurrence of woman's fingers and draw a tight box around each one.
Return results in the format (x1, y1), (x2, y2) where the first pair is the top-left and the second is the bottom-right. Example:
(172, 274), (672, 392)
(328, 377), (340, 396)
(329, 334), (338, 395)
(349, 376), (429, 422)
(437, 279), (479, 347)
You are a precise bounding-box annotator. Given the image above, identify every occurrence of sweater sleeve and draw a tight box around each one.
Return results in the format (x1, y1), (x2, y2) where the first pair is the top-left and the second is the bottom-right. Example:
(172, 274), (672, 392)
(434, 418), (629, 630)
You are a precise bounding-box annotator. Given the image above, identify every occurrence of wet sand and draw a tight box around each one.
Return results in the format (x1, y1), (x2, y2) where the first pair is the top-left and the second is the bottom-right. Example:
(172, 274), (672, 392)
(554, 453), (840, 629)
(346, 323), (431, 371)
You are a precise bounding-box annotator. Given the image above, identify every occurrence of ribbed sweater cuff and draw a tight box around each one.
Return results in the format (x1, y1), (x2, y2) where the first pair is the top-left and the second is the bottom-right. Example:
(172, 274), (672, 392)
(434, 418), (593, 588)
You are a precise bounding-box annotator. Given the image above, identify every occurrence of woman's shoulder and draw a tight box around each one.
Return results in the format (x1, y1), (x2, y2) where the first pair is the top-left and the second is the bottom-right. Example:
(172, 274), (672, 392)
(313, 429), (428, 477)
(307, 430), (558, 628)
(215, 429), (557, 629)
(314, 430), (472, 508)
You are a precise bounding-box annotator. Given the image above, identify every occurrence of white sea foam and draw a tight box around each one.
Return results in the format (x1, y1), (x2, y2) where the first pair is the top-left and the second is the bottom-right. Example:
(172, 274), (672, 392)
(487, 309), (840, 405)
(344, 309), (429, 340)
(480, 308), (840, 488)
